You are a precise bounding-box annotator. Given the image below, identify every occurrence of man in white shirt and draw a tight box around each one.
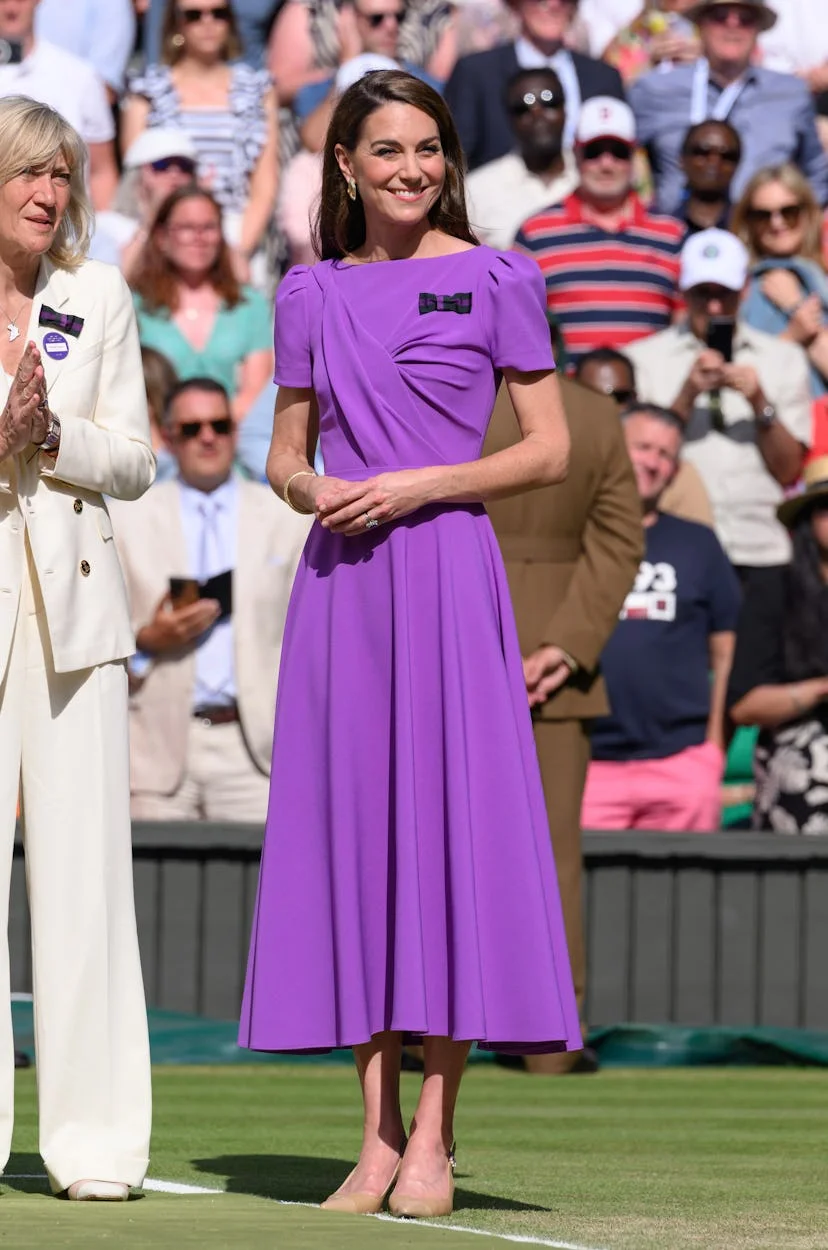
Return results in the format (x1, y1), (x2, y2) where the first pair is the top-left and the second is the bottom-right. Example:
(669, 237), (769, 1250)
(626, 229), (811, 583)
(111, 378), (311, 823)
(466, 68), (578, 249)
(0, 0), (117, 208)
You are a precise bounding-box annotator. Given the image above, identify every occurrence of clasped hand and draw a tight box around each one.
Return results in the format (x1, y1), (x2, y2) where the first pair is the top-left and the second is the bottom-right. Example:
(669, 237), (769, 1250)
(0, 342), (50, 459)
(310, 469), (434, 536)
(688, 349), (761, 403)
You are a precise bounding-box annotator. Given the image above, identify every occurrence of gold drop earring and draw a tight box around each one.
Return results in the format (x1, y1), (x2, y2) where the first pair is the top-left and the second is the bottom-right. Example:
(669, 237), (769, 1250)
(346, 176), (357, 202)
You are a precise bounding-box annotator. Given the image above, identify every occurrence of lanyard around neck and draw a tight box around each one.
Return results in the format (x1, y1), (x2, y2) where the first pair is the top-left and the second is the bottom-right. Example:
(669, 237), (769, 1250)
(690, 57), (748, 125)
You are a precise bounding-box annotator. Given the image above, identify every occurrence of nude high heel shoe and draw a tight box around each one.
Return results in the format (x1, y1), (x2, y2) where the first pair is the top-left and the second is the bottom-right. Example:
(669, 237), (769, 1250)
(320, 1140), (406, 1215)
(388, 1143), (456, 1219)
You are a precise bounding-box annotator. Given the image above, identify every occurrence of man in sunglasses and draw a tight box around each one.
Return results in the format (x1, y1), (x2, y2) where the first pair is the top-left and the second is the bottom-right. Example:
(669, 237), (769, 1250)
(110, 378), (311, 823)
(515, 96), (684, 366)
(630, 0), (828, 216)
(626, 228), (811, 590)
(466, 68), (578, 249)
(679, 119), (741, 235)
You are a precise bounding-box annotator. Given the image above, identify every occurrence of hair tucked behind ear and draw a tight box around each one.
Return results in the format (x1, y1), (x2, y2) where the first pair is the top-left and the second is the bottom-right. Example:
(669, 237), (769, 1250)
(313, 70), (478, 261)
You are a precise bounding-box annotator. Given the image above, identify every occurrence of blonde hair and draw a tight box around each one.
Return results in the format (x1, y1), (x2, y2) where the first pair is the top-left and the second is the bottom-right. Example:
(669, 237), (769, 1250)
(0, 96), (91, 270)
(732, 163), (824, 268)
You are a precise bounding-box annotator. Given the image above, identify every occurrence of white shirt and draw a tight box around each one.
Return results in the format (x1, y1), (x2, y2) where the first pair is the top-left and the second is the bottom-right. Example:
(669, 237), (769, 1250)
(626, 322), (812, 568)
(759, 0), (828, 73)
(34, 0), (135, 94)
(466, 148), (579, 250)
(0, 40), (114, 145)
(577, 0), (640, 57)
(178, 476), (238, 710)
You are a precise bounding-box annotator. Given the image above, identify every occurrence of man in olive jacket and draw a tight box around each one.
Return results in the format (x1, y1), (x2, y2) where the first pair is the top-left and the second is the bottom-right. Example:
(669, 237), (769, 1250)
(485, 375), (644, 1073)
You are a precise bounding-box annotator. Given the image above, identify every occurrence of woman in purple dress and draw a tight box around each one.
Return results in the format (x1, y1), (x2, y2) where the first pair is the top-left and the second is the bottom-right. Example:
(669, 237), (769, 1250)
(239, 69), (579, 1219)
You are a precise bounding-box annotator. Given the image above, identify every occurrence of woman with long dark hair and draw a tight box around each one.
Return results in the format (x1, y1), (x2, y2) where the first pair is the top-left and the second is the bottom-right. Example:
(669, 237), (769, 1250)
(728, 456), (828, 832)
(238, 70), (578, 1217)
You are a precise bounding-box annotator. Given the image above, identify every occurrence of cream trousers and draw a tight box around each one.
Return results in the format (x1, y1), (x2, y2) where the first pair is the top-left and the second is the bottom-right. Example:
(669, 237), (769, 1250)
(0, 541), (152, 1191)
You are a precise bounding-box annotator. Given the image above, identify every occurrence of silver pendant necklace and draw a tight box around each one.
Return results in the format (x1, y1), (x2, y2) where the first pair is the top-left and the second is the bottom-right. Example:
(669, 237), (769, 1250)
(0, 298), (29, 342)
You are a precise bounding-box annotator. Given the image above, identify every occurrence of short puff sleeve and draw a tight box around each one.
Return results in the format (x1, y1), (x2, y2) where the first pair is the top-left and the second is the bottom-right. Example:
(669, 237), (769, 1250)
(273, 265), (313, 389)
(485, 251), (555, 373)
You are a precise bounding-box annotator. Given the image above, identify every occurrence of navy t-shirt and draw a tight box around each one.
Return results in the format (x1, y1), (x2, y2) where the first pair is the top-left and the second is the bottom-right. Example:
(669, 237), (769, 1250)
(591, 512), (741, 761)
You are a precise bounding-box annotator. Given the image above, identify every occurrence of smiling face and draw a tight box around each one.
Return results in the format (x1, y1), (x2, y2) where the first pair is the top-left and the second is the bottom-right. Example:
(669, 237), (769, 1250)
(746, 178), (807, 259)
(0, 154), (71, 260)
(623, 412), (682, 511)
(335, 101), (445, 238)
(158, 194), (223, 279)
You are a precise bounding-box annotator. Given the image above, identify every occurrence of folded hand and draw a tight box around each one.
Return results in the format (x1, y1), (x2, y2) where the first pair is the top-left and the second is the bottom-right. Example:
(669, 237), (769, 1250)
(0, 342), (48, 458)
(314, 469), (434, 536)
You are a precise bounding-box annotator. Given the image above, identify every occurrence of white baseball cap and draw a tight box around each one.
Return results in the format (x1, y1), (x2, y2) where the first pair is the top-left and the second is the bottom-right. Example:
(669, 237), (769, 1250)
(123, 127), (198, 170)
(335, 54), (400, 93)
(679, 228), (749, 292)
(576, 96), (636, 146)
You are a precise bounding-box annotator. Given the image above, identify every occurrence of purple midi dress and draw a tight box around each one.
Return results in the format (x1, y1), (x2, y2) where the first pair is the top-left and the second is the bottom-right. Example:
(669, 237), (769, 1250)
(238, 245), (581, 1055)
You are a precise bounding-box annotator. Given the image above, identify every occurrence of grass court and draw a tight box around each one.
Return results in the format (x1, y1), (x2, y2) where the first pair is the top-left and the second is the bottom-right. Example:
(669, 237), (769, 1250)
(2, 1064), (827, 1250)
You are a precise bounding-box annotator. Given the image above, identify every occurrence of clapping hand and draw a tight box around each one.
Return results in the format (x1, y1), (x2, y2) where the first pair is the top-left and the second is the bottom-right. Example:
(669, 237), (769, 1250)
(0, 342), (49, 459)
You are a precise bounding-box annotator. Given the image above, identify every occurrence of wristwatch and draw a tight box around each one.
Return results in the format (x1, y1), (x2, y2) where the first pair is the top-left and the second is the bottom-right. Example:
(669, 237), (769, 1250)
(755, 403), (777, 430)
(38, 411), (61, 452)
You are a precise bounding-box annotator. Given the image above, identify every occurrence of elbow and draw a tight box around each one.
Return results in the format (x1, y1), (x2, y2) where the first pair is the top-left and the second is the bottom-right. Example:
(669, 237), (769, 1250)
(110, 445), (156, 501)
(728, 696), (753, 727)
(537, 432), (570, 487)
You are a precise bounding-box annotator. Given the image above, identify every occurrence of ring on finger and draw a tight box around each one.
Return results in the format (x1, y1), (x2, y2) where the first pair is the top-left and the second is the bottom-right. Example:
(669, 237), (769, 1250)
(363, 511), (380, 530)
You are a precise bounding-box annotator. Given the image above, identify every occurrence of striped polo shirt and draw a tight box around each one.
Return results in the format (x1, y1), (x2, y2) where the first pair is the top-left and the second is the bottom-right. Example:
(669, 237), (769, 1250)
(514, 193), (685, 364)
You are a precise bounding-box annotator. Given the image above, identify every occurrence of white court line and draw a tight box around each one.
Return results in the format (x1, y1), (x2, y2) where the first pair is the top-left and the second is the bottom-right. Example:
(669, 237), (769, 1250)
(3, 1175), (222, 1195)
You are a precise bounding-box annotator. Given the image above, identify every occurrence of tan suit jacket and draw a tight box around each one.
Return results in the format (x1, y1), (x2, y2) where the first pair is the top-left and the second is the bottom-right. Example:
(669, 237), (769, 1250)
(0, 259), (154, 673)
(484, 376), (644, 721)
(110, 478), (311, 793)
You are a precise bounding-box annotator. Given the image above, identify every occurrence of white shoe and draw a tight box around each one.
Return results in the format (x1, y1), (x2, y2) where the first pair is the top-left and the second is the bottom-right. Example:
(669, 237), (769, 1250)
(66, 1180), (130, 1201)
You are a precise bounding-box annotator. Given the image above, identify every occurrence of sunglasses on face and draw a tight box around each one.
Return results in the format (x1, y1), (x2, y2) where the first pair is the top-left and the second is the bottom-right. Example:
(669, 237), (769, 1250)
(688, 285), (735, 303)
(705, 6), (760, 27)
(176, 417), (233, 439)
(606, 387), (636, 404)
(509, 89), (565, 117)
(746, 203), (803, 227)
(179, 5), (232, 22)
(687, 143), (740, 162)
(359, 7), (404, 25)
(150, 156), (197, 174)
(580, 138), (632, 162)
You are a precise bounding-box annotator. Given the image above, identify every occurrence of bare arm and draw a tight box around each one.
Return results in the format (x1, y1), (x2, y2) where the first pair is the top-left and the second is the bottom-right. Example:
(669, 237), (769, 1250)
(119, 94), (151, 159)
(267, 2), (333, 104)
(731, 676), (828, 730)
(707, 630), (735, 749)
(298, 85), (338, 155)
(234, 348), (275, 422)
(240, 87), (280, 258)
(426, 15), (458, 82)
(88, 140), (119, 211)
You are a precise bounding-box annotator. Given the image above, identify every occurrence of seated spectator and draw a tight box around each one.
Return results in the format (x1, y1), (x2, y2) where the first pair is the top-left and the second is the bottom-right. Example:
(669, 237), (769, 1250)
(626, 228), (811, 582)
(679, 119), (741, 234)
(758, 0), (828, 147)
(581, 402), (740, 831)
(466, 68), (578, 250)
(141, 346), (179, 484)
(123, 0), (278, 280)
(732, 164), (828, 398)
(96, 128), (199, 282)
(515, 97), (684, 365)
(143, 0), (282, 69)
(0, 0), (117, 209)
(603, 0), (700, 86)
(35, 0), (135, 102)
(132, 187), (273, 421)
(445, 0), (624, 171)
(267, 0), (455, 116)
(110, 378), (311, 822)
(728, 457), (828, 833)
(574, 346), (714, 524)
(629, 0), (828, 216)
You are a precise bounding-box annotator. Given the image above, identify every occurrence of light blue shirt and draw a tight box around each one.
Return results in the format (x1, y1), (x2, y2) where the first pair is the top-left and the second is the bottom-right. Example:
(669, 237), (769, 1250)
(238, 380), (325, 482)
(35, 0), (135, 94)
(629, 61), (828, 216)
(178, 476), (238, 710)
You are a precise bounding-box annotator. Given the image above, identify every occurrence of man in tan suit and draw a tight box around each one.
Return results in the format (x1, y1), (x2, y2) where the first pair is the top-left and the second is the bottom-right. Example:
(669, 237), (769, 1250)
(485, 375), (643, 1073)
(110, 378), (311, 821)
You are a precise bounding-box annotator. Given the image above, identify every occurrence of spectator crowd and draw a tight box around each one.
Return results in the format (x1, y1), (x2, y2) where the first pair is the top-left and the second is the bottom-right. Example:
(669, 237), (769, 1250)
(7, 0), (828, 834)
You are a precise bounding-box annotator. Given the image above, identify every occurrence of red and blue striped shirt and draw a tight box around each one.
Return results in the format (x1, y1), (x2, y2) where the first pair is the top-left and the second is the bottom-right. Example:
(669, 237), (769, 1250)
(514, 193), (685, 365)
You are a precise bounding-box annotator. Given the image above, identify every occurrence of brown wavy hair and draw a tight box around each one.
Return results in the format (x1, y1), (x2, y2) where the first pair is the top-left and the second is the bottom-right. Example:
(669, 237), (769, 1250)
(313, 70), (479, 261)
(160, 0), (242, 65)
(732, 164), (825, 267)
(133, 186), (241, 313)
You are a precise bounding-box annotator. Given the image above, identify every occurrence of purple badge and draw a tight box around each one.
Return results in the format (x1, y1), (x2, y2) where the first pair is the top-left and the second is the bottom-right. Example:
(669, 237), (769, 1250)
(42, 331), (69, 360)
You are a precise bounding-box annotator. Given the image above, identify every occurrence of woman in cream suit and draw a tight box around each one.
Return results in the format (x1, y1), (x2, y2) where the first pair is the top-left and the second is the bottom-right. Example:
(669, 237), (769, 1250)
(0, 97), (153, 1200)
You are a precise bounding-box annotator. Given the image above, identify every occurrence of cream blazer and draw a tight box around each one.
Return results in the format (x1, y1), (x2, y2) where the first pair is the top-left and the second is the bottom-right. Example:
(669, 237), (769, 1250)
(110, 478), (312, 792)
(0, 258), (155, 674)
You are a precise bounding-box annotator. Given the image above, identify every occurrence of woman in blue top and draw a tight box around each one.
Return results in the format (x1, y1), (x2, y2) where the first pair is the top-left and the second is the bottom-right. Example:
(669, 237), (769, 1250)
(733, 163), (828, 399)
(133, 186), (273, 421)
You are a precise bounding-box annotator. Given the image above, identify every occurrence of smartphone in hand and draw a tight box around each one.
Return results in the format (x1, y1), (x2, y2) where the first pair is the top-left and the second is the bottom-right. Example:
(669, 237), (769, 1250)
(706, 316), (735, 362)
(169, 577), (200, 609)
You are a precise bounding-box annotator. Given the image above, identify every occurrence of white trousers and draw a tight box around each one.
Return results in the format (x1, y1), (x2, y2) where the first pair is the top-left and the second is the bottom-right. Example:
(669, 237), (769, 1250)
(131, 720), (270, 822)
(0, 544), (152, 1191)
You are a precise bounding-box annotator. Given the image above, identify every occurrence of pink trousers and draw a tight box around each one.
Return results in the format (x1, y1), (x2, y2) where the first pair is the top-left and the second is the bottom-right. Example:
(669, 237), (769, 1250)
(581, 741), (725, 833)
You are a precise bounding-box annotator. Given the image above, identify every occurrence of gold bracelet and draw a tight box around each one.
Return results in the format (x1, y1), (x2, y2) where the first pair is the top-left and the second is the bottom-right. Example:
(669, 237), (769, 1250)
(283, 470), (316, 514)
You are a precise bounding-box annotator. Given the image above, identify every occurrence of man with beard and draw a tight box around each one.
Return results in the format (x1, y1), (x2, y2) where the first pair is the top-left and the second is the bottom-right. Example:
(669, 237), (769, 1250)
(466, 69), (579, 250)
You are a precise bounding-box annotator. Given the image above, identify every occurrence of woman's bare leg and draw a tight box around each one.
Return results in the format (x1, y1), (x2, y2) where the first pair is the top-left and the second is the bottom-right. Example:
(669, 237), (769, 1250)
(326, 1030), (406, 1200)
(392, 1036), (470, 1205)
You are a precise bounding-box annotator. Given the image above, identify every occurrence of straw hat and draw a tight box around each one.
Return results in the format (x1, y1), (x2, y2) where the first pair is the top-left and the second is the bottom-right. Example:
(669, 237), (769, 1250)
(686, 0), (777, 33)
(777, 456), (828, 528)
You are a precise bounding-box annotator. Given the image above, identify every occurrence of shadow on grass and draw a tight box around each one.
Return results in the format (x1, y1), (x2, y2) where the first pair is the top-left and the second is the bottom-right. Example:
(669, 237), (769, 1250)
(193, 1154), (552, 1213)
(2, 1153), (145, 1200)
